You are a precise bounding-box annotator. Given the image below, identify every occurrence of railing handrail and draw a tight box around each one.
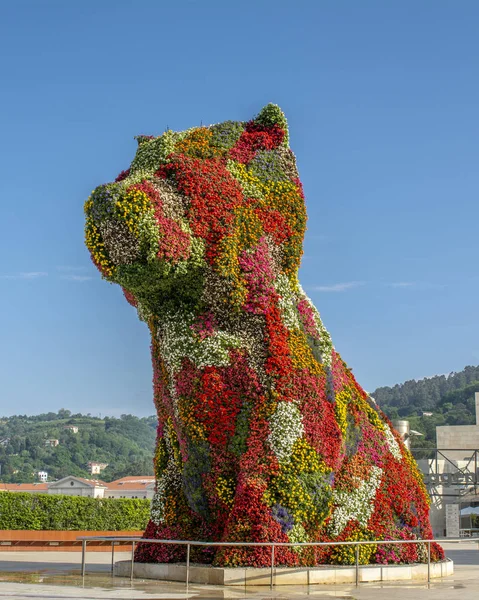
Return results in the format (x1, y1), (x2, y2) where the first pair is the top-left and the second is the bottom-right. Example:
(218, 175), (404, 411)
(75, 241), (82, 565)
(77, 534), (475, 587)
(412, 448), (479, 451)
(76, 534), (475, 546)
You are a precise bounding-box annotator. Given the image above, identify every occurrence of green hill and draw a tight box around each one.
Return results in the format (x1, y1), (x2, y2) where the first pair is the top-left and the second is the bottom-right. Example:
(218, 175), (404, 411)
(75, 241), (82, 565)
(0, 410), (156, 483)
(3, 365), (479, 482)
(372, 365), (479, 448)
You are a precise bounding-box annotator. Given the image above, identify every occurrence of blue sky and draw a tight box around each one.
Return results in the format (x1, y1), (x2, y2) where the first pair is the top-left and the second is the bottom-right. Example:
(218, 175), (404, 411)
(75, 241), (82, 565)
(1, 1), (478, 417)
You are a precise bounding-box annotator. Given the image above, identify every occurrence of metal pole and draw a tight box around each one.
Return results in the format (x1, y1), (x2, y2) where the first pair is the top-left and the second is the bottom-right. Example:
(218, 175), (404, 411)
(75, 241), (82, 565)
(475, 450), (478, 490)
(270, 544), (275, 589)
(130, 541), (136, 581)
(355, 544), (359, 587)
(81, 539), (86, 577)
(111, 541), (115, 576)
(186, 543), (190, 588)
(427, 540), (431, 584)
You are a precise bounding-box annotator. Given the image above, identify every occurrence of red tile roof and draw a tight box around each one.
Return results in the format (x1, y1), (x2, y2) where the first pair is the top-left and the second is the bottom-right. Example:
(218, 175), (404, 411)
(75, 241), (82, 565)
(105, 481), (155, 490)
(0, 483), (48, 492)
(109, 476), (155, 484)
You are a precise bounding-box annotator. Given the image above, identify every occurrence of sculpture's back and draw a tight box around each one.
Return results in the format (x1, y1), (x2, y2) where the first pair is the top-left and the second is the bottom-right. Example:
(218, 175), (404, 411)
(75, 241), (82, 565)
(84, 105), (443, 567)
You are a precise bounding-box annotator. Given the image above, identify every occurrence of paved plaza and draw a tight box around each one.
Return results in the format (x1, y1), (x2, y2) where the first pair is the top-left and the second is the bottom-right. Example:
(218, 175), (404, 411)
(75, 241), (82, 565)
(0, 542), (477, 599)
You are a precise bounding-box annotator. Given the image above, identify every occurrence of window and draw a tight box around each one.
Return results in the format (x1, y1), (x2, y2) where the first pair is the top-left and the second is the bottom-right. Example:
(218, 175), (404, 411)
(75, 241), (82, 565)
(70, 481), (75, 487)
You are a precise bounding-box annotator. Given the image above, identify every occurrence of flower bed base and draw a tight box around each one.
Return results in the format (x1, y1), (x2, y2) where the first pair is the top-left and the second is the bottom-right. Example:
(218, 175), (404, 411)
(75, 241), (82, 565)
(114, 559), (453, 585)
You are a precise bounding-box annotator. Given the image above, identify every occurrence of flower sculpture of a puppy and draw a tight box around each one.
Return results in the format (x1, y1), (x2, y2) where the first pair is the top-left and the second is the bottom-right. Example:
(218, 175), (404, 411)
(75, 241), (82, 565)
(85, 105), (443, 567)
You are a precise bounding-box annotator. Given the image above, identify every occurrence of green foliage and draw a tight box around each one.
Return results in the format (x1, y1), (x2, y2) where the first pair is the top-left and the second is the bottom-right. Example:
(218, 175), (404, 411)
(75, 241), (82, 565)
(115, 260), (205, 315)
(130, 131), (185, 174)
(229, 401), (253, 457)
(209, 120), (244, 150)
(372, 365), (479, 444)
(255, 103), (289, 145)
(0, 411), (156, 483)
(0, 492), (149, 531)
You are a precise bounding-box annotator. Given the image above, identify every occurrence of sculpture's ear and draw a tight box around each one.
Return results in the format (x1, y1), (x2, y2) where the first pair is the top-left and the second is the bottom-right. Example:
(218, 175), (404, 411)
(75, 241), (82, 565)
(254, 103), (289, 146)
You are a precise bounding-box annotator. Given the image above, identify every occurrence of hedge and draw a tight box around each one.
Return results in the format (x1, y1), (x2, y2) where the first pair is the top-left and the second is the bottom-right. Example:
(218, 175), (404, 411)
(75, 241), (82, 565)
(0, 492), (150, 531)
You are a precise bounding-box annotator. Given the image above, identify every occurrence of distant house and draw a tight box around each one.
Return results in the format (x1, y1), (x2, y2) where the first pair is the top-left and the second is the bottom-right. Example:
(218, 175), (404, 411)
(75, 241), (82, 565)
(0, 475), (155, 500)
(87, 461), (108, 475)
(104, 476), (155, 500)
(422, 412), (433, 417)
(37, 470), (48, 482)
(45, 439), (59, 447)
(63, 425), (79, 434)
(48, 476), (107, 498)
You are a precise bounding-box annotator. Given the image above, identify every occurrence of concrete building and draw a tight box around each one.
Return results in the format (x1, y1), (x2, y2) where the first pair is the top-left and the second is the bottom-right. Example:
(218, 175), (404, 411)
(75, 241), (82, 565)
(416, 392), (479, 537)
(104, 476), (155, 499)
(0, 476), (155, 500)
(436, 392), (479, 457)
(47, 476), (107, 498)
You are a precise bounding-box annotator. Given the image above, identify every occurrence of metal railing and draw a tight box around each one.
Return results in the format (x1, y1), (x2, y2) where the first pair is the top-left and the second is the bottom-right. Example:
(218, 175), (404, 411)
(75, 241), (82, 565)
(460, 528), (479, 537)
(412, 448), (479, 491)
(76, 535), (470, 588)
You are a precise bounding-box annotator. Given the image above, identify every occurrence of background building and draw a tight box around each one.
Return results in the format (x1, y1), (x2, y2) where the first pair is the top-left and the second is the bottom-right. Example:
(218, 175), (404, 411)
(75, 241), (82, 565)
(37, 470), (48, 482)
(0, 475), (155, 500)
(87, 461), (109, 475)
(415, 392), (479, 537)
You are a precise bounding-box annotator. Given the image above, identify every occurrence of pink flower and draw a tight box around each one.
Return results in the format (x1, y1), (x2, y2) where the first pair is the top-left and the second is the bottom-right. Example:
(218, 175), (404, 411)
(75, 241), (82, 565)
(239, 237), (275, 314)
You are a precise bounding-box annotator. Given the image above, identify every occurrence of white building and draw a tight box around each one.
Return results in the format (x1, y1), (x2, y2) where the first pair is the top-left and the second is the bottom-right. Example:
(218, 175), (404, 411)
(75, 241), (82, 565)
(47, 476), (107, 498)
(63, 425), (79, 434)
(0, 476), (155, 500)
(45, 439), (59, 447)
(87, 461), (108, 475)
(37, 470), (48, 482)
(104, 476), (155, 500)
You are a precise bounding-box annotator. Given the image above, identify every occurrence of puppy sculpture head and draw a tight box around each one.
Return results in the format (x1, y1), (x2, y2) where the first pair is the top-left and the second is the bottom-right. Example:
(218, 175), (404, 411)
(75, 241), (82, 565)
(84, 104), (303, 317)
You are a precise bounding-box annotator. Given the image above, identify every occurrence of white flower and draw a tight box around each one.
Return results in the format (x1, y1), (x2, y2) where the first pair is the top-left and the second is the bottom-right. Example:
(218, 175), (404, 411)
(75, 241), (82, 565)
(329, 466), (383, 536)
(297, 285), (334, 368)
(384, 424), (402, 461)
(268, 401), (304, 464)
(275, 274), (301, 330)
(157, 309), (242, 377)
(151, 431), (182, 525)
(150, 485), (166, 525)
(136, 299), (152, 323)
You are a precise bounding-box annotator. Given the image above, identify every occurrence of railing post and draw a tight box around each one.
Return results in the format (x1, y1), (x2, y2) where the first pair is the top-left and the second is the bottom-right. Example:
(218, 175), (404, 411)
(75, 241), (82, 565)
(186, 543), (190, 588)
(130, 541), (136, 581)
(427, 540), (431, 584)
(475, 450), (478, 487)
(270, 543), (275, 589)
(81, 539), (86, 577)
(355, 544), (359, 587)
(111, 541), (115, 576)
